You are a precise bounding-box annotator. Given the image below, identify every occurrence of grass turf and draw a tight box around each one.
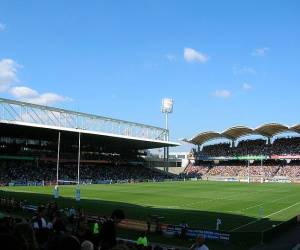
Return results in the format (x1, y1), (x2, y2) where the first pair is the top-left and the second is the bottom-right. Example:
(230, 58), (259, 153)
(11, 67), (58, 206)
(1, 180), (300, 233)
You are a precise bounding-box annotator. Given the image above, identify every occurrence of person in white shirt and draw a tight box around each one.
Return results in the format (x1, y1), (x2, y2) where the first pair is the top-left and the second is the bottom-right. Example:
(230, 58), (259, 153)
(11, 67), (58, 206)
(216, 218), (222, 230)
(32, 206), (47, 230)
(190, 236), (209, 250)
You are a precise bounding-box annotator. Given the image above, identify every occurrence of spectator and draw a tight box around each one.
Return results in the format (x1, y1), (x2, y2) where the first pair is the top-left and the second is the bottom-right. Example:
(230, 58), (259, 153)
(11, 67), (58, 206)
(98, 209), (125, 250)
(59, 234), (81, 250)
(32, 205), (48, 245)
(136, 231), (149, 247)
(179, 221), (189, 238)
(190, 236), (209, 250)
(81, 240), (94, 250)
(14, 222), (39, 250)
(0, 233), (22, 250)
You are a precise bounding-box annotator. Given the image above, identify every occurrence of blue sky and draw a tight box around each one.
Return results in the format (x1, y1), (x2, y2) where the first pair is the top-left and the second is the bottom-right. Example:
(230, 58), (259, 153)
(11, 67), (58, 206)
(0, 0), (300, 147)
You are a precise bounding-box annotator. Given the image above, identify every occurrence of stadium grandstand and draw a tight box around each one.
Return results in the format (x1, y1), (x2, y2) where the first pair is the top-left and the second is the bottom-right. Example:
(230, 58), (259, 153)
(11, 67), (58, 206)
(183, 124), (300, 183)
(0, 98), (179, 186)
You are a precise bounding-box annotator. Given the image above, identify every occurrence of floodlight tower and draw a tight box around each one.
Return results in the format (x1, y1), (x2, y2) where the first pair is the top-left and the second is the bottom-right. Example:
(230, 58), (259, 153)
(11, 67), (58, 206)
(161, 98), (174, 172)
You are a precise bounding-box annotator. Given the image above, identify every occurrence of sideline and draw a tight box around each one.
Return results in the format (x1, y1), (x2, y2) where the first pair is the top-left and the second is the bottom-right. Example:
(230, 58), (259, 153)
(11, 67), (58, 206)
(230, 201), (300, 232)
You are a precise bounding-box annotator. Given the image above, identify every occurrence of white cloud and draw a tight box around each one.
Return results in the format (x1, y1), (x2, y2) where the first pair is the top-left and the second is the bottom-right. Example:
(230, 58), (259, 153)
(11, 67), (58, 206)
(184, 48), (209, 63)
(0, 23), (5, 32)
(252, 47), (269, 57)
(0, 58), (20, 92)
(0, 57), (72, 106)
(10, 86), (71, 105)
(233, 65), (256, 75)
(242, 83), (252, 91)
(10, 86), (38, 98)
(212, 89), (232, 98)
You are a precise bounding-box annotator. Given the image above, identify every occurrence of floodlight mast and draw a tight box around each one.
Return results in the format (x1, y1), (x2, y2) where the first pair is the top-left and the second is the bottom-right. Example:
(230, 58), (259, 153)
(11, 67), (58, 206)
(161, 98), (173, 172)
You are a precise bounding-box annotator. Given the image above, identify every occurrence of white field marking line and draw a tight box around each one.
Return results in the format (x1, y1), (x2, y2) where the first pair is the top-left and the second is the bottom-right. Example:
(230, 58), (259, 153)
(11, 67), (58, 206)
(0, 190), (175, 209)
(0, 189), (39, 194)
(138, 193), (242, 210)
(179, 189), (272, 209)
(183, 188), (276, 208)
(238, 191), (298, 213)
(138, 203), (181, 209)
(180, 192), (245, 208)
(0, 188), (205, 209)
(230, 200), (300, 232)
(2, 187), (296, 212)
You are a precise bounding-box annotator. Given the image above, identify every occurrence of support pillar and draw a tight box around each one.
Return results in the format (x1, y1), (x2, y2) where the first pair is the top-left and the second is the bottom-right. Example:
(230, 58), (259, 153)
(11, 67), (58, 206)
(77, 132), (81, 185)
(56, 131), (61, 185)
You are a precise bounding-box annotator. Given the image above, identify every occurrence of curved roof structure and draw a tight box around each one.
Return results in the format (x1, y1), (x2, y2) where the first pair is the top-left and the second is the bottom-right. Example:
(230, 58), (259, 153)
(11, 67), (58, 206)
(255, 123), (289, 137)
(190, 131), (223, 145)
(289, 124), (300, 134)
(223, 126), (254, 139)
(189, 123), (300, 145)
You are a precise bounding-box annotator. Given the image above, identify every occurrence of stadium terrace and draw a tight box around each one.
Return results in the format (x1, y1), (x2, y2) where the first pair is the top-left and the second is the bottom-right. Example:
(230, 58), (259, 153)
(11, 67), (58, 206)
(0, 98), (180, 187)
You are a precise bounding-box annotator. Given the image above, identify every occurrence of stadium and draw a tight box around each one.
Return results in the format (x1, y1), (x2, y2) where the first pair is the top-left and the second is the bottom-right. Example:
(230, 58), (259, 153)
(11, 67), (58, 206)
(1, 2), (300, 249)
(1, 97), (300, 250)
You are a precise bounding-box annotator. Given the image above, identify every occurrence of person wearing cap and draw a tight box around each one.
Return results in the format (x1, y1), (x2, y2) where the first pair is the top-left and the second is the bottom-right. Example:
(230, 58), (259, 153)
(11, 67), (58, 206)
(190, 236), (209, 250)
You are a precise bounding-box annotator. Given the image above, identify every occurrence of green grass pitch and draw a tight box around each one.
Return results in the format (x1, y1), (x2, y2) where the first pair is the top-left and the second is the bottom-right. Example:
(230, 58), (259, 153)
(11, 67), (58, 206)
(1, 181), (300, 232)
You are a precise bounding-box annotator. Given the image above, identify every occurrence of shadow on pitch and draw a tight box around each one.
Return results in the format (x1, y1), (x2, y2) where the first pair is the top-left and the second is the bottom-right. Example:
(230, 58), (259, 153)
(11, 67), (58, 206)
(0, 189), (281, 233)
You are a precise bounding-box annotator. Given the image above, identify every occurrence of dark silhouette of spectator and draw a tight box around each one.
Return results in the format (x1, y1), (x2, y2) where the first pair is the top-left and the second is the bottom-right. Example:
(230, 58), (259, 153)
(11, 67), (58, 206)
(59, 234), (81, 250)
(190, 236), (209, 250)
(32, 205), (48, 246)
(98, 209), (125, 250)
(14, 222), (39, 250)
(0, 233), (22, 250)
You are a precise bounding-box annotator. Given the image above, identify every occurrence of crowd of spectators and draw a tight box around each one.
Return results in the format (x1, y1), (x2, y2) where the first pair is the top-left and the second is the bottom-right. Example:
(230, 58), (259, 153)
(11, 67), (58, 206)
(182, 162), (300, 179)
(0, 196), (209, 250)
(276, 163), (300, 178)
(188, 136), (300, 179)
(238, 165), (280, 177)
(270, 137), (300, 155)
(0, 196), (168, 250)
(198, 137), (300, 157)
(199, 143), (231, 157)
(0, 137), (142, 164)
(181, 164), (209, 178)
(0, 161), (171, 185)
(234, 139), (268, 156)
(207, 166), (245, 177)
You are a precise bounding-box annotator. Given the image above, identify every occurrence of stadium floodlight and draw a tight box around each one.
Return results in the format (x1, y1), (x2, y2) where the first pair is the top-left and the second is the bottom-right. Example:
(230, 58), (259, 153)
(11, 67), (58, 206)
(161, 98), (173, 173)
(161, 98), (173, 114)
(161, 98), (174, 133)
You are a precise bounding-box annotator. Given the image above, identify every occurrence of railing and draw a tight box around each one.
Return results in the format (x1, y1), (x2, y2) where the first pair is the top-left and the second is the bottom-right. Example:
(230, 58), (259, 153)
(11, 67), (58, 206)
(0, 98), (168, 141)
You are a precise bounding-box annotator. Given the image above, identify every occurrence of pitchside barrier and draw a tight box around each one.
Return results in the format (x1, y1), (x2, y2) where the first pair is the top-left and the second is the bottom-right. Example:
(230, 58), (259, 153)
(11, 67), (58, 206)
(4, 178), (185, 187)
(4, 176), (300, 187)
(164, 225), (230, 241)
(202, 175), (294, 183)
